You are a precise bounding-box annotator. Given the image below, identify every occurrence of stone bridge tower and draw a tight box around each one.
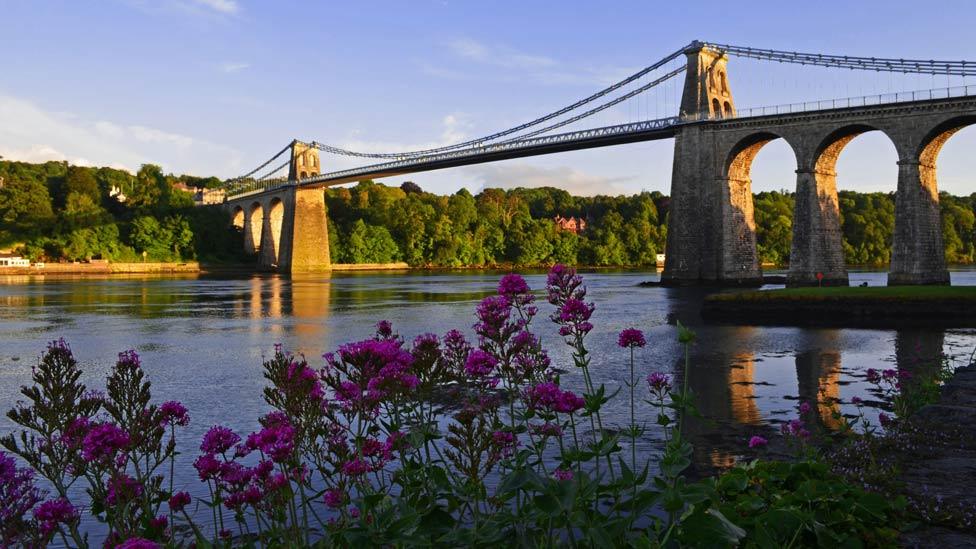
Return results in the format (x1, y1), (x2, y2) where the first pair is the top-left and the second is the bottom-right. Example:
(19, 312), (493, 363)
(664, 42), (759, 285)
(679, 41), (736, 120)
(289, 141), (321, 181)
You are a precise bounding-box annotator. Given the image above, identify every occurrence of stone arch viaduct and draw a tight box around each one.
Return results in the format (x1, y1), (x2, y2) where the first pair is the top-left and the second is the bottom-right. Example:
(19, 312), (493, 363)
(222, 43), (976, 284)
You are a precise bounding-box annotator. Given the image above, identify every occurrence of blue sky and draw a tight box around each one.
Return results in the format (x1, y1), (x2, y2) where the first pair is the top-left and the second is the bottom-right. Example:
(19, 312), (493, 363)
(2, 0), (976, 196)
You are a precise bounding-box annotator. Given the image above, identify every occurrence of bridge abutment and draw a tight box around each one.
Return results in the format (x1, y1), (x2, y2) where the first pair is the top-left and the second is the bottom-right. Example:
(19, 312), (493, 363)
(889, 159), (949, 285)
(788, 169), (848, 286)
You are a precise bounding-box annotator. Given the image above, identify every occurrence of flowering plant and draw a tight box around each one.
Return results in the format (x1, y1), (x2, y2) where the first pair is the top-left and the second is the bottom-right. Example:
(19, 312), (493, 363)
(0, 267), (908, 547)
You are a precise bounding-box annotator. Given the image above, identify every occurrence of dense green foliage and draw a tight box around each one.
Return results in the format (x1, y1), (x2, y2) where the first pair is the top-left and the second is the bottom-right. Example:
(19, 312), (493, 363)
(3, 159), (975, 267)
(326, 181), (668, 266)
(0, 160), (242, 262)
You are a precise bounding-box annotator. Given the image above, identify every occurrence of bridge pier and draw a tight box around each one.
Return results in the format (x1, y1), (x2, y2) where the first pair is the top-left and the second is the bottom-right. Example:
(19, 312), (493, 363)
(661, 128), (762, 286)
(889, 159), (949, 285)
(243, 204), (260, 255)
(788, 169), (848, 286)
(276, 186), (331, 273)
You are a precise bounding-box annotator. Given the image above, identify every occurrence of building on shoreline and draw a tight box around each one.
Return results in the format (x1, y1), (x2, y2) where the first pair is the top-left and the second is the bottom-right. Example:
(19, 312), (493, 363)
(0, 254), (30, 267)
(554, 215), (587, 234)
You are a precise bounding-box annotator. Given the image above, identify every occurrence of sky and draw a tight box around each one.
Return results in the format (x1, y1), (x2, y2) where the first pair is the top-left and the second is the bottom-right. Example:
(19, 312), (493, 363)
(2, 0), (976, 196)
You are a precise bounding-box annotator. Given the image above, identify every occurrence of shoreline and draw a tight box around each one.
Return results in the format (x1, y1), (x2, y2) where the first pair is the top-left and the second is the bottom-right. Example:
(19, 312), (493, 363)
(701, 286), (976, 328)
(0, 261), (666, 278)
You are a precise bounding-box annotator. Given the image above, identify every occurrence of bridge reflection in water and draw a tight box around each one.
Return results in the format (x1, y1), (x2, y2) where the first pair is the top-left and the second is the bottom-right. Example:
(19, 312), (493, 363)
(674, 325), (948, 473)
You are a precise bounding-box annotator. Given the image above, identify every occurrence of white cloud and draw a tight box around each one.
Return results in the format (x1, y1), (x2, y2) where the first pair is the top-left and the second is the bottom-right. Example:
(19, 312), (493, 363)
(191, 0), (238, 14)
(220, 62), (250, 73)
(469, 163), (636, 196)
(0, 93), (243, 177)
(94, 121), (125, 139)
(432, 38), (640, 89)
(447, 38), (556, 70)
(332, 113), (472, 163)
(129, 125), (195, 148)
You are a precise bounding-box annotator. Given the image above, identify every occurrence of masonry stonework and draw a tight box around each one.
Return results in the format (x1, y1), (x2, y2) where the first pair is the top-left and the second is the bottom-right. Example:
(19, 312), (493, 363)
(663, 44), (967, 286)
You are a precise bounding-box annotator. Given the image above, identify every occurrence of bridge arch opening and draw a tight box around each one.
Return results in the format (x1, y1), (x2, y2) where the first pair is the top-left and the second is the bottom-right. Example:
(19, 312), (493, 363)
(916, 116), (976, 265)
(231, 206), (244, 230)
(266, 197), (285, 265)
(246, 202), (263, 254)
(815, 125), (899, 268)
(726, 132), (799, 269)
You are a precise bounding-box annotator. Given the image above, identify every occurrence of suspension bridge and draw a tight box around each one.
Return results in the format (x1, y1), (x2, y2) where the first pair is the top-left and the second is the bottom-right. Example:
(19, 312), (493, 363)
(221, 40), (976, 285)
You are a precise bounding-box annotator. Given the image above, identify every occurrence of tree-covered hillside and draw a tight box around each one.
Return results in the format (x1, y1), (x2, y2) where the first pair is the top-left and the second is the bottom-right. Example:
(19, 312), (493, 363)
(2, 159), (974, 267)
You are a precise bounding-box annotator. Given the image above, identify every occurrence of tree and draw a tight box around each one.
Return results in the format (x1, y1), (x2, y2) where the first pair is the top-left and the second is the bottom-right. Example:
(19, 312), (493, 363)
(400, 181), (423, 194)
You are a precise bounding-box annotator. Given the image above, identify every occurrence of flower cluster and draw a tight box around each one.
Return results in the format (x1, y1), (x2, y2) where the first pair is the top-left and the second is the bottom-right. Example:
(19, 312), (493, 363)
(160, 401), (190, 427)
(618, 328), (646, 348)
(81, 422), (130, 463)
(525, 382), (586, 414)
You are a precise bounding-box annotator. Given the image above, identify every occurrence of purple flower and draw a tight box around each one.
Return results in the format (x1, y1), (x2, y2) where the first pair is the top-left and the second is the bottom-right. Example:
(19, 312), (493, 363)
(799, 402), (812, 415)
(498, 273), (530, 297)
(246, 422), (296, 463)
(117, 349), (141, 368)
(879, 412), (892, 428)
(81, 423), (130, 462)
(865, 368), (881, 383)
(492, 431), (517, 457)
(646, 372), (672, 394)
(498, 273), (534, 308)
(546, 264), (586, 306)
(160, 401), (190, 427)
(617, 328), (646, 348)
(0, 452), (42, 531)
(324, 488), (345, 509)
(748, 435), (768, 448)
(107, 474), (143, 506)
(375, 320), (394, 340)
(193, 454), (221, 481)
(474, 295), (514, 341)
(553, 468), (574, 481)
(341, 458), (371, 476)
(33, 498), (78, 537)
(780, 419), (810, 439)
(149, 515), (168, 530)
(464, 349), (498, 378)
(117, 538), (161, 549)
(526, 383), (585, 414)
(169, 491), (191, 512)
(851, 396), (863, 405)
(201, 425), (240, 454)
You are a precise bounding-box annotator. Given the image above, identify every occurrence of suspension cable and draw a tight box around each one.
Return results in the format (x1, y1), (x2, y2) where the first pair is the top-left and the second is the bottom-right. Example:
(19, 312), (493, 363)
(707, 42), (976, 76)
(307, 44), (693, 159)
(502, 66), (685, 142)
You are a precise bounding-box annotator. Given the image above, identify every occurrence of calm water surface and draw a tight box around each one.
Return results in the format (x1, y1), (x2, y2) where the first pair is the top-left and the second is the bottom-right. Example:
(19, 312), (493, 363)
(1, 268), (974, 535)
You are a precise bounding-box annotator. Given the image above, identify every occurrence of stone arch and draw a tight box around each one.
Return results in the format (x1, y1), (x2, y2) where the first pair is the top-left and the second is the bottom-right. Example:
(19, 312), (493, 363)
(231, 206), (244, 230)
(724, 131), (797, 182)
(812, 124), (896, 176)
(917, 115), (976, 194)
(711, 98), (722, 118)
(716, 132), (797, 284)
(260, 197), (285, 267)
(723, 101), (733, 118)
(245, 202), (263, 255)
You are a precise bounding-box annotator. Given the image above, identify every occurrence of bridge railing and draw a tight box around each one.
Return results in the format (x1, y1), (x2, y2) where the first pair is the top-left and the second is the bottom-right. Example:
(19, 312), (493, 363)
(681, 85), (976, 122)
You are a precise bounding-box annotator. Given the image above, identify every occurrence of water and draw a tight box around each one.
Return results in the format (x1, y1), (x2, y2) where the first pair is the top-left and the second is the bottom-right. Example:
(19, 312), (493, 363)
(1, 268), (974, 535)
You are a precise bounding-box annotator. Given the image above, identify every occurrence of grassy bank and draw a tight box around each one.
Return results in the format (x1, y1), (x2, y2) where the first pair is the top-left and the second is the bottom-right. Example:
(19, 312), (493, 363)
(702, 286), (976, 327)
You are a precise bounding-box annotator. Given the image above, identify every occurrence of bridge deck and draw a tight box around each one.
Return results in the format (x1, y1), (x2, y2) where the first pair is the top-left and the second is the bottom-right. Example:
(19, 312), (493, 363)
(226, 92), (976, 201)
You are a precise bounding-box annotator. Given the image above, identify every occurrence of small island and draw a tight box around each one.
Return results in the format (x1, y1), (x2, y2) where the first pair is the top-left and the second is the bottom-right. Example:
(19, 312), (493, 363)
(701, 286), (976, 327)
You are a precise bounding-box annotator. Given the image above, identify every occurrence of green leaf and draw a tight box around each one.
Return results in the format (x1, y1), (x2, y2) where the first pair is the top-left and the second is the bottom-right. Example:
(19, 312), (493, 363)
(678, 508), (746, 546)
